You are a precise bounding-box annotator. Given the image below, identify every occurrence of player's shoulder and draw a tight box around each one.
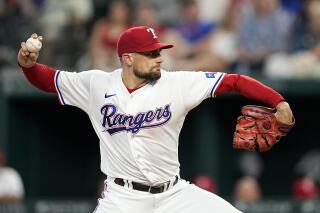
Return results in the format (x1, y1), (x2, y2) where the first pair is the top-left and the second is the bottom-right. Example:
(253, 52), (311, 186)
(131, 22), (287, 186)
(80, 69), (118, 75)
(57, 69), (121, 85)
(159, 70), (200, 84)
(76, 68), (121, 79)
(58, 69), (107, 76)
(162, 70), (224, 78)
(160, 69), (192, 77)
(160, 70), (226, 88)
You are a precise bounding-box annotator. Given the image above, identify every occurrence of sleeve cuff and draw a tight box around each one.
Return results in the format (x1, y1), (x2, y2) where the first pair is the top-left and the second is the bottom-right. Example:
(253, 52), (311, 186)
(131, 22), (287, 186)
(54, 71), (66, 105)
(210, 73), (225, 97)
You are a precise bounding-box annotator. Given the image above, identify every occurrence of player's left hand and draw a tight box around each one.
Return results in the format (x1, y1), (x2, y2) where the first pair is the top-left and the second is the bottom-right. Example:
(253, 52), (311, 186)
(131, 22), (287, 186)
(274, 101), (294, 125)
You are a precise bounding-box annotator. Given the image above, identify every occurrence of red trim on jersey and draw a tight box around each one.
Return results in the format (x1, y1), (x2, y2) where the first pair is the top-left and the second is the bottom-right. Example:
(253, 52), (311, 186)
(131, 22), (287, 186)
(19, 63), (56, 93)
(127, 88), (138, 93)
(127, 84), (146, 93)
(215, 74), (284, 107)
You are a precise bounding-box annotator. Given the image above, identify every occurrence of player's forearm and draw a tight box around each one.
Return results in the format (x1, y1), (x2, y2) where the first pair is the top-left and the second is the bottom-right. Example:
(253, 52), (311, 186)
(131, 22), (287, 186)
(215, 74), (284, 107)
(19, 63), (56, 93)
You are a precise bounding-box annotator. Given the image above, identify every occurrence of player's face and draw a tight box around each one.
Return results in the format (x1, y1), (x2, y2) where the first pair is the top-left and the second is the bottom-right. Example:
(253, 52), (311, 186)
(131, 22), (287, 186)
(131, 49), (163, 81)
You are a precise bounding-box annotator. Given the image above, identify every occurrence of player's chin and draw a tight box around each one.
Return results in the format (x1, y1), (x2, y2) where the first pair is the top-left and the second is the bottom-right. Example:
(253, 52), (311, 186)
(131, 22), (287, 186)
(147, 70), (161, 81)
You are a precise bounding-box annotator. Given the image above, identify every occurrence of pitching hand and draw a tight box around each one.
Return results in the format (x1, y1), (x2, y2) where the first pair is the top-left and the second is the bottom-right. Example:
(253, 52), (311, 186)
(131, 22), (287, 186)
(17, 33), (42, 68)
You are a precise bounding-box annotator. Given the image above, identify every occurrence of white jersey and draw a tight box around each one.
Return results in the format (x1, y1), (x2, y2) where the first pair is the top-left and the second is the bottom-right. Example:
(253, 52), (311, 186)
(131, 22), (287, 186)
(54, 69), (225, 185)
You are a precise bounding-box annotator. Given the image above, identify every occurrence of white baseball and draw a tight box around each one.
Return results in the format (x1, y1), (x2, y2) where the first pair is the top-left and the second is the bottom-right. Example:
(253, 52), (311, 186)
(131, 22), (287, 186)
(26, 37), (42, 53)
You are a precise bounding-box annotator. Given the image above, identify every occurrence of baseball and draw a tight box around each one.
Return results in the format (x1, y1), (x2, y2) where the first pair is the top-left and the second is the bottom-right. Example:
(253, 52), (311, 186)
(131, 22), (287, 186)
(26, 37), (42, 53)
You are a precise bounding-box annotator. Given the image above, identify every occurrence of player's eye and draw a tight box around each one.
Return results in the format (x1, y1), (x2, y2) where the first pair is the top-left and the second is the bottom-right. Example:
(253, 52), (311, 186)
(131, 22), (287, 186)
(137, 50), (161, 58)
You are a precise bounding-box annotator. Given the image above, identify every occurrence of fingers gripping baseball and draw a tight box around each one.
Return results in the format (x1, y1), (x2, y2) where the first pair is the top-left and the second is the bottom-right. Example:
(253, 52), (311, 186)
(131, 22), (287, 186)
(233, 105), (295, 152)
(17, 33), (42, 68)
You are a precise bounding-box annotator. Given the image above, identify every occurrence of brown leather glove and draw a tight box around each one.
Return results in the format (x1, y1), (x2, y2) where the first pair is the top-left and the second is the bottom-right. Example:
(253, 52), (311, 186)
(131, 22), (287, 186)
(233, 105), (295, 152)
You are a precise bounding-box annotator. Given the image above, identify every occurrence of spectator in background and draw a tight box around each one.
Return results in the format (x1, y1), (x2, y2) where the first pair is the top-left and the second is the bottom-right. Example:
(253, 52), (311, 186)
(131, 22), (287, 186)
(38, 0), (93, 41)
(132, 0), (180, 25)
(0, 0), (40, 35)
(233, 176), (262, 203)
(281, 0), (303, 15)
(135, 2), (167, 36)
(0, 150), (24, 204)
(292, 176), (318, 200)
(289, 0), (320, 53)
(88, 0), (132, 71)
(265, 0), (320, 78)
(237, 152), (264, 179)
(235, 0), (294, 74)
(195, 0), (231, 23)
(287, 0), (320, 78)
(290, 150), (320, 201)
(165, 0), (217, 71)
(233, 152), (263, 209)
(192, 175), (218, 194)
(38, 0), (93, 67)
(294, 150), (320, 184)
(207, 1), (242, 72)
(0, 0), (40, 68)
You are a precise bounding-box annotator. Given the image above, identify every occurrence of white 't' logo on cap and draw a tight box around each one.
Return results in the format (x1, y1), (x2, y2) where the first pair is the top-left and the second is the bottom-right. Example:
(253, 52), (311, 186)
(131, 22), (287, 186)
(147, 28), (157, 38)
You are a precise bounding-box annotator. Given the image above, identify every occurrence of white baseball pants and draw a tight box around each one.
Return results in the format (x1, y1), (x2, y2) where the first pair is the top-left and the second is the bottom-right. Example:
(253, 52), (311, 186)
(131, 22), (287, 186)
(93, 178), (242, 213)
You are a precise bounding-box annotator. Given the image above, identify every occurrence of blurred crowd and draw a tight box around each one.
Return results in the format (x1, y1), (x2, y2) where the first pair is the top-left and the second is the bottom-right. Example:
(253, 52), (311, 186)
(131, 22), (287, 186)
(0, 0), (320, 78)
(190, 151), (320, 207)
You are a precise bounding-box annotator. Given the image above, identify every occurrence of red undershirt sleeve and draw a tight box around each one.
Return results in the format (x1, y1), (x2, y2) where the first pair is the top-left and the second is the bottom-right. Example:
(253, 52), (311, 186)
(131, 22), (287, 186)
(19, 63), (57, 93)
(215, 74), (285, 108)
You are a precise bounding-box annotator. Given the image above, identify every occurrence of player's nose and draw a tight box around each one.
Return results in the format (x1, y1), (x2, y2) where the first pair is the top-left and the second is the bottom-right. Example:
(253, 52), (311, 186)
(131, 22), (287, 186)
(155, 55), (163, 64)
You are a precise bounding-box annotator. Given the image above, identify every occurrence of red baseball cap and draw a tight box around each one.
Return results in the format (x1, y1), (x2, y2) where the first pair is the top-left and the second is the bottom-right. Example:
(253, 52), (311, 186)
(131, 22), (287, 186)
(117, 26), (174, 57)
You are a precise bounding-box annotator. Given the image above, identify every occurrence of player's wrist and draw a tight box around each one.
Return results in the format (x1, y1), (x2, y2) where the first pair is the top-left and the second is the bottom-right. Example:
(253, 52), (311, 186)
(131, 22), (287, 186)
(17, 58), (36, 69)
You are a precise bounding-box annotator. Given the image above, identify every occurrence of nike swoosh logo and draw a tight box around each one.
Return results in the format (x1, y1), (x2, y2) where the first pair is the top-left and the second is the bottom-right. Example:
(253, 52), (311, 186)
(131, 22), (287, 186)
(105, 93), (116, 99)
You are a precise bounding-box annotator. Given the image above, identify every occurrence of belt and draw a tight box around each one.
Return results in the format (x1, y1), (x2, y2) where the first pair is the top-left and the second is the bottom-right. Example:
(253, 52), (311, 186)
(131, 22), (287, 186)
(114, 176), (179, 194)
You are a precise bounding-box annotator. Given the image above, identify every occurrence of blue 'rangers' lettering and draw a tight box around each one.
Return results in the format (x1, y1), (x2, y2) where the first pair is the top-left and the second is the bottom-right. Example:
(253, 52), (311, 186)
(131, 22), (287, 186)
(100, 104), (172, 134)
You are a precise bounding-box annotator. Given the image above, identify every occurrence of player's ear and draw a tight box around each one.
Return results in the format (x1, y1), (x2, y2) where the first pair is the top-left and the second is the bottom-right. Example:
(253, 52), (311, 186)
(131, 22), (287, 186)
(122, 54), (134, 66)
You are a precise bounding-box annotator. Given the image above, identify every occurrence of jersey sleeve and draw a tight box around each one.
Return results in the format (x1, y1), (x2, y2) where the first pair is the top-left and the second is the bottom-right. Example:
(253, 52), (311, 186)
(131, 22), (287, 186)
(54, 70), (95, 112)
(179, 71), (225, 110)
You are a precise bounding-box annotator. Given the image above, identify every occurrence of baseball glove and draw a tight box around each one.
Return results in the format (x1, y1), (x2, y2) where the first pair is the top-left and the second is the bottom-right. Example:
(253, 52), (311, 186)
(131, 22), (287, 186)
(233, 105), (295, 152)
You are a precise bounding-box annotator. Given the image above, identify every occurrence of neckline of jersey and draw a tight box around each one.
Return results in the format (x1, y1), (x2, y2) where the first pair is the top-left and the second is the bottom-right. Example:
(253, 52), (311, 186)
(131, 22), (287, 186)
(127, 86), (145, 94)
(119, 69), (150, 96)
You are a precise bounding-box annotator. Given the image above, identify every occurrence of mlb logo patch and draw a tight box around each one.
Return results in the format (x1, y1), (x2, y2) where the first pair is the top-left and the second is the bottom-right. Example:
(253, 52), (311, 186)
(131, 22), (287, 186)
(205, 72), (215, 78)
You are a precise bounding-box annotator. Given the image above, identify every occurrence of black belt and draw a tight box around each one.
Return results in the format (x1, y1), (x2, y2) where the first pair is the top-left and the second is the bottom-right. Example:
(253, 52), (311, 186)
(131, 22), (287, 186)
(114, 176), (179, 194)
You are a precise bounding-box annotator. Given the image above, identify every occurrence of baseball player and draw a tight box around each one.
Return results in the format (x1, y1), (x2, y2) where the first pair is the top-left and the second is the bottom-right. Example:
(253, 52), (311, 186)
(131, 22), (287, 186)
(17, 26), (294, 213)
